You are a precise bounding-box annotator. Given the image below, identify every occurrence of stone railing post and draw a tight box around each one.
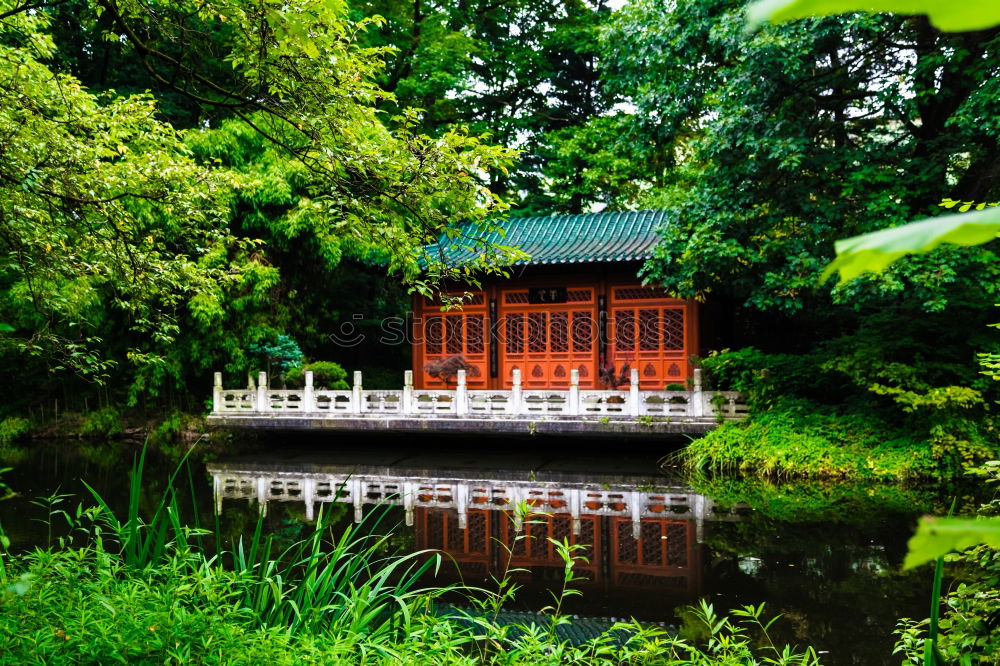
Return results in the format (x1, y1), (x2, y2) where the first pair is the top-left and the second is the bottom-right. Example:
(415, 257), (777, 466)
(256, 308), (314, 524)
(402, 370), (413, 415)
(568, 369), (580, 416)
(256, 371), (268, 413)
(511, 368), (522, 415)
(629, 368), (640, 416)
(455, 369), (468, 415)
(213, 372), (222, 413)
(303, 478), (315, 521)
(303, 370), (315, 413)
(692, 368), (704, 418)
(352, 371), (363, 414)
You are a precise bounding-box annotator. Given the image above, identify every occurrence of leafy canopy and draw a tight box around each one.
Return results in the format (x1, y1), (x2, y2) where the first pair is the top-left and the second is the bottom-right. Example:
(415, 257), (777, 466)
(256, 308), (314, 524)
(0, 0), (521, 390)
(748, 0), (1000, 282)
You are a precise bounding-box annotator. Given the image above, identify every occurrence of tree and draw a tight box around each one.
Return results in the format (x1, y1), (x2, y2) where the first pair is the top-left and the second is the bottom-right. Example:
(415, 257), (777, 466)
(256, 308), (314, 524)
(0, 0), (519, 400)
(746, 0), (1000, 281)
(351, 0), (616, 213)
(600, 0), (1000, 315)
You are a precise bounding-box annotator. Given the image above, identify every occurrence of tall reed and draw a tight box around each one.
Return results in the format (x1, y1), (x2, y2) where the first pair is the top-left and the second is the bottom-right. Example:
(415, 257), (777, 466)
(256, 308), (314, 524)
(80, 443), (450, 644)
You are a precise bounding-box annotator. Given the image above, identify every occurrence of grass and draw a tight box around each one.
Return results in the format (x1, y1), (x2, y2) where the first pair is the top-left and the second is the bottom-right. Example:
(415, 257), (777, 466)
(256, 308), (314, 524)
(678, 404), (942, 480)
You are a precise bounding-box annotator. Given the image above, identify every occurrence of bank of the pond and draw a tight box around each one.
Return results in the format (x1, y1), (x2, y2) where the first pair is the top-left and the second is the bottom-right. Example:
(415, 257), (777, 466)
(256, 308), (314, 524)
(0, 410), (258, 466)
(676, 404), (998, 480)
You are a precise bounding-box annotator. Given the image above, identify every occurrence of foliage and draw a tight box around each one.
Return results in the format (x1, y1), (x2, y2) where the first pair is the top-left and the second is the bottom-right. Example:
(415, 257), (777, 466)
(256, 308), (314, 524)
(0, 0), (522, 408)
(823, 207), (1000, 284)
(683, 400), (939, 480)
(692, 335), (998, 479)
(249, 334), (303, 377)
(0, 5), (246, 383)
(351, 0), (614, 214)
(895, 462), (1000, 664)
(79, 408), (123, 438)
(749, 0), (1000, 35)
(903, 515), (1000, 569)
(745, 1), (1000, 283)
(685, 475), (940, 525)
(601, 0), (1000, 316)
(0, 417), (29, 446)
(285, 361), (350, 390)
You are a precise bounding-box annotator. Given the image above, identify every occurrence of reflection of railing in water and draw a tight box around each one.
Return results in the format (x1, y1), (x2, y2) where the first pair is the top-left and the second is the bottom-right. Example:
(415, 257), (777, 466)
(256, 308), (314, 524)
(208, 465), (750, 544)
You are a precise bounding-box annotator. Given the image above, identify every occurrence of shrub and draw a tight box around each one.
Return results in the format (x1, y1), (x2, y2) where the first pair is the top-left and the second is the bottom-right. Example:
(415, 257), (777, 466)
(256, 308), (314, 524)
(680, 398), (939, 480)
(285, 361), (349, 390)
(0, 416), (29, 445)
(79, 407), (122, 437)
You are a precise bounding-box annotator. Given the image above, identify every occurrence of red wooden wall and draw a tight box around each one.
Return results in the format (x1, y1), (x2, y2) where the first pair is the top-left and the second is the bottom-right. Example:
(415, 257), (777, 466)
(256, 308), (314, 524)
(411, 272), (699, 391)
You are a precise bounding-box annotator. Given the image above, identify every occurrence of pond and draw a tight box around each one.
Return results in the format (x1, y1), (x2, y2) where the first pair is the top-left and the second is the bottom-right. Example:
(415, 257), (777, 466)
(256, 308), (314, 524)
(0, 438), (970, 665)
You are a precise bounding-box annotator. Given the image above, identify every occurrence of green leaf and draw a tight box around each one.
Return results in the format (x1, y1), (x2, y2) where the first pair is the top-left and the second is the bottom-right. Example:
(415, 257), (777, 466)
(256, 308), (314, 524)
(746, 0), (1000, 32)
(903, 516), (1000, 569)
(823, 207), (1000, 283)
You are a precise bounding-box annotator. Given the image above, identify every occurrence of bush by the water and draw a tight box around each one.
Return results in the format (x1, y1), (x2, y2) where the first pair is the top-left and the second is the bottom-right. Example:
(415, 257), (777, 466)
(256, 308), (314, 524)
(285, 361), (349, 390)
(688, 342), (998, 479)
(79, 407), (124, 438)
(683, 400), (939, 479)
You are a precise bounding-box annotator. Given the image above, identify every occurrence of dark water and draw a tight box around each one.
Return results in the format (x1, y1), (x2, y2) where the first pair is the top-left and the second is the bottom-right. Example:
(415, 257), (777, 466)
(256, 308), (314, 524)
(0, 439), (970, 665)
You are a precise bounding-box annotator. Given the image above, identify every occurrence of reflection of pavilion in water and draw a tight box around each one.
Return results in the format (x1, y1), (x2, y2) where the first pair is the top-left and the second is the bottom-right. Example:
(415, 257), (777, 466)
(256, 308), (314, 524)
(415, 506), (702, 601)
(208, 457), (749, 611)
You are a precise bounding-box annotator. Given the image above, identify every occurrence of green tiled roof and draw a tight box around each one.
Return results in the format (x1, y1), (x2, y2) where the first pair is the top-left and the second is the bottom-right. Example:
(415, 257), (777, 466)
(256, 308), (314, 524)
(430, 210), (667, 266)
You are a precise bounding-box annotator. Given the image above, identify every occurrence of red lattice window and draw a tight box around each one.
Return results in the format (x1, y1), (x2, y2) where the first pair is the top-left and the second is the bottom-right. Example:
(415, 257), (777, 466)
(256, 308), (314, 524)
(666, 522), (688, 566)
(615, 311), (635, 351)
(550, 312), (568, 352)
(552, 515), (572, 542)
(427, 511), (444, 549)
(426, 316), (442, 355)
(578, 518), (596, 559)
(446, 317), (463, 354)
(616, 520), (637, 564)
(504, 291), (529, 304)
(528, 313), (547, 353)
(505, 314), (524, 354)
(572, 312), (593, 352)
(468, 511), (488, 554)
(467, 315), (484, 354)
(567, 289), (593, 302)
(528, 519), (548, 556)
(641, 521), (663, 565)
(614, 286), (667, 300)
(639, 309), (660, 351)
(447, 512), (464, 551)
(663, 308), (684, 351)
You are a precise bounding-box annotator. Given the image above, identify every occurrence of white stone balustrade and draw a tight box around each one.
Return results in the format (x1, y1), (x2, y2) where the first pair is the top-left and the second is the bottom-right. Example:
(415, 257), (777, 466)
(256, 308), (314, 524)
(211, 367), (748, 421)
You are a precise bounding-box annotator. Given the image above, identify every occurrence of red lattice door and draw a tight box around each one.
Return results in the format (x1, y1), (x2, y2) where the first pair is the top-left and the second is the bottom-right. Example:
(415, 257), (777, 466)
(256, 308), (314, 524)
(499, 287), (597, 389)
(418, 293), (488, 389)
(609, 518), (696, 593)
(609, 286), (689, 390)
